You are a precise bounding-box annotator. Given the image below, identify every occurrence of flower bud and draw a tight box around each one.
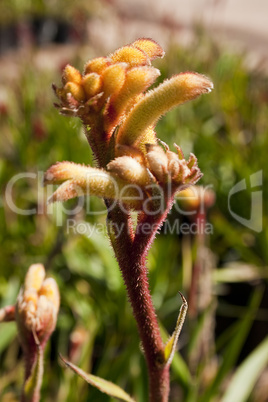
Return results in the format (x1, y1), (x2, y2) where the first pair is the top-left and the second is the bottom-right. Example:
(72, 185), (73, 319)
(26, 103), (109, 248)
(82, 73), (102, 98)
(24, 264), (46, 292)
(16, 264), (60, 347)
(107, 156), (150, 186)
(62, 64), (82, 85)
(106, 66), (159, 131)
(84, 57), (111, 75)
(132, 38), (165, 60)
(115, 144), (145, 164)
(110, 45), (150, 67)
(14, 264), (60, 402)
(64, 82), (86, 102)
(102, 63), (127, 97)
(44, 162), (144, 209)
(146, 144), (168, 182)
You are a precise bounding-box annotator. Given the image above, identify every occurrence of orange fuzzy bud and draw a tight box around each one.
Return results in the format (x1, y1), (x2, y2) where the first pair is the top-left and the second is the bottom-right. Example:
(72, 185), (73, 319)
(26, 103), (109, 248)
(84, 57), (111, 75)
(64, 82), (86, 102)
(132, 38), (165, 60)
(62, 64), (82, 85)
(102, 63), (126, 97)
(124, 66), (160, 92)
(82, 73), (102, 98)
(107, 156), (150, 186)
(110, 46), (149, 67)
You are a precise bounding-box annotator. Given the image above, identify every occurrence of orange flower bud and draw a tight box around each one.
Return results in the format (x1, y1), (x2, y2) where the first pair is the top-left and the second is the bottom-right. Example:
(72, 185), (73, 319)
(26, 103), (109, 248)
(110, 46), (150, 67)
(84, 57), (111, 74)
(64, 82), (86, 102)
(132, 38), (165, 60)
(102, 63), (127, 97)
(82, 73), (102, 98)
(106, 66), (160, 131)
(62, 64), (82, 85)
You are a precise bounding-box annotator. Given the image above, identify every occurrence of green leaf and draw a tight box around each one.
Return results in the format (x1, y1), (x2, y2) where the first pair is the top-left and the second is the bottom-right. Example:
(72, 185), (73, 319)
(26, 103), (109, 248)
(59, 355), (135, 402)
(221, 336), (268, 402)
(0, 322), (17, 353)
(164, 292), (188, 365)
(171, 352), (192, 389)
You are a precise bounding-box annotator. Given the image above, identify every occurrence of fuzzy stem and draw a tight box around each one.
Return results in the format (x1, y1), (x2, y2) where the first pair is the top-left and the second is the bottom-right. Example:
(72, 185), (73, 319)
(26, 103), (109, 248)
(83, 119), (176, 401)
(106, 190), (176, 401)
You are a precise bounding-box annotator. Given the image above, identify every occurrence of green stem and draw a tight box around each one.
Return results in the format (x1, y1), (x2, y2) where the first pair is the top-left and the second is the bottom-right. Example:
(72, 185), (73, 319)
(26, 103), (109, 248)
(22, 342), (44, 402)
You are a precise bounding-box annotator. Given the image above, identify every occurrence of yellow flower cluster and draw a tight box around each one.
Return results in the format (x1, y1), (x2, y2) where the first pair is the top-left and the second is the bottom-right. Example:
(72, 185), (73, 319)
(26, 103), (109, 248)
(55, 38), (164, 136)
(48, 38), (213, 211)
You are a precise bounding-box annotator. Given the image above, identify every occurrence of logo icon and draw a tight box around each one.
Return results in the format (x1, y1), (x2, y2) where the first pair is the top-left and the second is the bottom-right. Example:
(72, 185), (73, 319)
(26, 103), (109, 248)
(228, 170), (262, 232)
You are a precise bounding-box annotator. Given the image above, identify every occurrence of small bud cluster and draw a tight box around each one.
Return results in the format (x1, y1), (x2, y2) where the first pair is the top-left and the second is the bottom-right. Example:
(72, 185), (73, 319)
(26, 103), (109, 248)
(16, 264), (60, 347)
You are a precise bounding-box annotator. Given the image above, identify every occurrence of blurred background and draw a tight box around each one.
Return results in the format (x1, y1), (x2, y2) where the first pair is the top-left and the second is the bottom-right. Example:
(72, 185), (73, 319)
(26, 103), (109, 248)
(0, 1), (268, 401)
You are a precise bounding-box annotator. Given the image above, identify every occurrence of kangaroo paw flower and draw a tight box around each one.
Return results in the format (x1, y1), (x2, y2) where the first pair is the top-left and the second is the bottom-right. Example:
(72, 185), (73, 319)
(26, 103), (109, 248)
(117, 73), (213, 146)
(14, 264), (60, 402)
(44, 162), (145, 209)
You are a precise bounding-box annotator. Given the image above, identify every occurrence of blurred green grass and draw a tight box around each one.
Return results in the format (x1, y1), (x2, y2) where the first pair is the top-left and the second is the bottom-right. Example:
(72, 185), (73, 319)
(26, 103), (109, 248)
(0, 29), (268, 401)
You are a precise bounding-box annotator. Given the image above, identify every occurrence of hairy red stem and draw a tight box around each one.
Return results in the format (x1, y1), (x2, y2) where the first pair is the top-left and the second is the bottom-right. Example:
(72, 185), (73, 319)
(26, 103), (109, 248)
(106, 190), (176, 401)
